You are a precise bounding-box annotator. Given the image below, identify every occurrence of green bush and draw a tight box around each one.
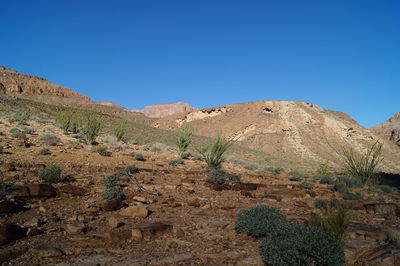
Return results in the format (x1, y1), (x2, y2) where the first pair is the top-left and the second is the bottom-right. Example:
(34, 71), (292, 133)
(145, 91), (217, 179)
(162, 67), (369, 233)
(271, 167), (284, 176)
(56, 109), (82, 134)
(206, 168), (241, 185)
(335, 176), (363, 188)
(10, 128), (26, 139)
(13, 108), (31, 125)
(0, 131), (4, 136)
(39, 134), (61, 146)
(342, 192), (364, 201)
(103, 187), (124, 199)
(317, 163), (331, 176)
(168, 157), (184, 166)
(39, 148), (51, 155)
(369, 185), (398, 194)
(175, 125), (193, 156)
(235, 206), (288, 237)
(332, 181), (348, 193)
(113, 122), (127, 142)
(341, 141), (383, 185)
(39, 166), (62, 183)
(130, 152), (145, 161)
(320, 176), (335, 184)
(103, 175), (119, 188)
(275, 195), (283, 202)
(301, 181), (313, 189)
(80, 113), (101, 144)
(180, 151), (191, 159)
(260, 223), (344, 266)
(315, 199), (329, 209)
(309, 201), (351, 240)
(96, 145), (110, 156)
(124, 165), (139, 174)
(196, 133), (234, 169)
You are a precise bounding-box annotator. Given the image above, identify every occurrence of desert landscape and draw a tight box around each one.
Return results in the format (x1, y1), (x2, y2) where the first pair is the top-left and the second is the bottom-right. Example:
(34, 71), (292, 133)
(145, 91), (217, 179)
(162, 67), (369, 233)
(0, 65), (399, 266)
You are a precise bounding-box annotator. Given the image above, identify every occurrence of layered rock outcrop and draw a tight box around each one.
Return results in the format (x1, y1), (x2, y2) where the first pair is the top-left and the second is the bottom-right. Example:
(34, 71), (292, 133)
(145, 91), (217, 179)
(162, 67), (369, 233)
(96, 101), (126, 110)
(137, 102), (197, 118)
(370, 112), (400, 146)
(0, 66), (91, 102)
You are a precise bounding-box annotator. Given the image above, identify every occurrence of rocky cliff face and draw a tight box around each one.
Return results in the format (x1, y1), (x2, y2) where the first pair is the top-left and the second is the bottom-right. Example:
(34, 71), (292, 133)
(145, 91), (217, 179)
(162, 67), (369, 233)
(0, 66), (91, 102)
(96, 101), (126, 110)
(137, 102), (197, 118)
(370, 112), (400, 146)
(156, 101), (400, 173)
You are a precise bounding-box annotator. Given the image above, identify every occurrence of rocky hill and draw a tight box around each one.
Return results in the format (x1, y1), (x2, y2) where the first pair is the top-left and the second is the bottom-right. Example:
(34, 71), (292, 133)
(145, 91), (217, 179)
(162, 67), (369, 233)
(136, 102), (197, 118)
(156, 101), (400, 173)
(370, 112), (400, 146)
(96, 101), (126, 110)
(0, 66), (91, 103)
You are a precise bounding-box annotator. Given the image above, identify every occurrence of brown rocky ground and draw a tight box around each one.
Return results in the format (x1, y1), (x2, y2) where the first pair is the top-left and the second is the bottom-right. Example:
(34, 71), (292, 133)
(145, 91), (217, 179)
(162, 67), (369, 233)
(1, 118), (400, 265)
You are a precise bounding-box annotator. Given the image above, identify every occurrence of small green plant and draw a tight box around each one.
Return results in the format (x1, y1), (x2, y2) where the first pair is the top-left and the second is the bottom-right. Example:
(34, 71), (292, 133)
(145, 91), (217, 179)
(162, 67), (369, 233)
(39, 134), (61, 146)
(39, 147), (51, 155)
(320, 176), (335, 184)
(275, 195), (283, 202)
(341, 140), (383, 185)
(235, 206), (288, 237)
(124, 165), (139, 175)
(271, 167), (284, 176)
(387, 228), (400, 248)
(113, 122), (127, 142)
(369, 185), (398, 194)
(103, 175), (120, 188)
(317, 163), (331, 176)
(168, 157), (184, 166)
(13, 108), (31, 125)
(332, 181), (348, 193)
(260, 223), (344, 266)
(10, 128), (26, 139)
(22, 127), (34, 135)
(180, 151), (191, 159)
(175, 124), (193, 156)
(315, 199), (329, 209)
(377, 197), (386, 202)
(96, 145), (110, 156)
(335, 176), (363, 188)
(39, 166), (62, 183)
(130, 152), (145, 161)
(206, 168), (241, 185)
(301, 181), (313, 189)
(0, 131), (4, 136)
(342, 192), (364, 201)
(56, 109), (82, 134)
(309, 201), (351, 240)
(196, 133), (235, 169)
(103, 187), (124, 199)
(80, 113), (101, 144)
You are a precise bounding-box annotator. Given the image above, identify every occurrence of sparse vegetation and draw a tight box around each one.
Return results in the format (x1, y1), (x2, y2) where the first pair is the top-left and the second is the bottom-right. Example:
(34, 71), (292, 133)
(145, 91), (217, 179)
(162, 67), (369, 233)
(368, 185), (398, 194)
(332, 181), (348, 193)
(180, 151), (191, 159)
(10, 128), (26, 139)
(96, 145), (111, 156)
(335, 176), (363, 188)
(12, 108), (31, 125)
(39, 147), (51, 155)
(342, 192), (364, 201)
(301, 181), (313, 189)
(39, 166), (62, 183)
(341, 140), (383, 185)
(168, 157), (184, 166)
(130, 152), (145, 161)
(320, 176), (335, 184)
(175, 124), (193, 156)
(39, 134), (61, 146)
(56, 109), (82, 134)
(317, 163), (332, 176)
(113, 122), (127, 142)
(206, 168), (240, 185)
(309, 200), (351, 240)
(196, 133), (235, 169)
(103, 175), (120, 188)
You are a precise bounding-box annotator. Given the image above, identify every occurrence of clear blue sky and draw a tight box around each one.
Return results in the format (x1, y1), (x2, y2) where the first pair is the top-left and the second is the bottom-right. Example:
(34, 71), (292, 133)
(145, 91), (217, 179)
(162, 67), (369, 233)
(1, 0), (399, 127)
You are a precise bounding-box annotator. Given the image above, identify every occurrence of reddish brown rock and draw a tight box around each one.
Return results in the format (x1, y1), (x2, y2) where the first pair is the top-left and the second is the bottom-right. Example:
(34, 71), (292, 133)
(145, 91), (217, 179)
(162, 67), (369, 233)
(135, 222), (173, 241)
(58, 184), (87, 196)
(119, 206), (148, 217)
(26, 184), (57, 197)
(102, 198), (123, 212)
(137, 102), (197, 118)
(0, 224), (27, 246)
